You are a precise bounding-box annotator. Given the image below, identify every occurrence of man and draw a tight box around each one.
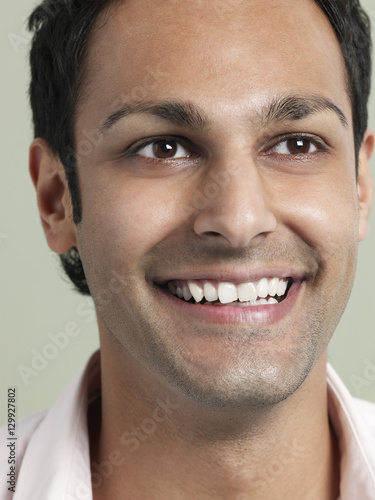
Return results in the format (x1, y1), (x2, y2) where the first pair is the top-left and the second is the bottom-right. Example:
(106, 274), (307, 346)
(1, 0), (375, 498)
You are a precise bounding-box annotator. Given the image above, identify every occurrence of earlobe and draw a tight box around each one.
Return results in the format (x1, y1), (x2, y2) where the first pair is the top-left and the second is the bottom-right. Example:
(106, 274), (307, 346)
(358, 129), (374, 242)
(29, 138), (78, 253)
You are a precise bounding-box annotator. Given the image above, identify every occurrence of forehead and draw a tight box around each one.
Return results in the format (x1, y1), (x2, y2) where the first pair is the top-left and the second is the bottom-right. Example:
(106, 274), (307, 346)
(78, 0), (350, 128)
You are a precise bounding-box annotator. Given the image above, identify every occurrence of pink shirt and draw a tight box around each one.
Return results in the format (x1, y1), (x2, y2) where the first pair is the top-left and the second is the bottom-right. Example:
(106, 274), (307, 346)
(1, 350), (374, 499)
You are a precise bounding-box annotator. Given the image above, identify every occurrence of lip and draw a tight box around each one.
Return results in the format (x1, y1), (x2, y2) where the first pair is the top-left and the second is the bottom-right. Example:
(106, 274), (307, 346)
(153, 280), (303, 326)
(152, 267), (305, 285)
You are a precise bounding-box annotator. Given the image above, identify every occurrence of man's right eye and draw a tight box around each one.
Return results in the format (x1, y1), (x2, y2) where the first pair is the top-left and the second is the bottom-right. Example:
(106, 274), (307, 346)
(134, 139), (196, 160)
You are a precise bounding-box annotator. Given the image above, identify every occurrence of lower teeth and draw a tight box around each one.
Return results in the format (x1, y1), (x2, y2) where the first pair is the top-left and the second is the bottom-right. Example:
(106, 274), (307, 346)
(206, 297), (279, 307)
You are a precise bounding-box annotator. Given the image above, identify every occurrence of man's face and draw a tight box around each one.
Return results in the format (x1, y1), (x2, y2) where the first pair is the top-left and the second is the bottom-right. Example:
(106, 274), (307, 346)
(73, 0), (367, 408)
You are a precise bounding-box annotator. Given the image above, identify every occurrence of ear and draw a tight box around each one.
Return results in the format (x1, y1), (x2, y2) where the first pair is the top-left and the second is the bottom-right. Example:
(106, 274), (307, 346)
(358, 129), (374, 242)
(29, 138), (78, 253)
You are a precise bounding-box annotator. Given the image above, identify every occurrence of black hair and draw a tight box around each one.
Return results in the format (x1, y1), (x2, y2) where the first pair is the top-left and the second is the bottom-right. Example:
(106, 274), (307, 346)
(28, 0), (373, 296)
(29, 0), (116, 295)
(314, 0), (372, 165)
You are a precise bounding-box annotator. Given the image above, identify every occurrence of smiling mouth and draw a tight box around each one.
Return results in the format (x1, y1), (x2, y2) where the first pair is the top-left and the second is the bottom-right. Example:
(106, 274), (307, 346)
(156, 277), (294, 307)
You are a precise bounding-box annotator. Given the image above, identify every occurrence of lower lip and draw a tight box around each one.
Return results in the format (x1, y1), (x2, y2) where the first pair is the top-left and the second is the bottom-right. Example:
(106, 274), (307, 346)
(154, 282), (302, 325)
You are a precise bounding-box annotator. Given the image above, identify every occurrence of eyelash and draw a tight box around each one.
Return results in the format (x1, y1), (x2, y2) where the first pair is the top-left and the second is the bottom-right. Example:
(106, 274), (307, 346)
(127, 136), (197, 160)
(127, 134), (327, 161)
(263, 134), (328, 157)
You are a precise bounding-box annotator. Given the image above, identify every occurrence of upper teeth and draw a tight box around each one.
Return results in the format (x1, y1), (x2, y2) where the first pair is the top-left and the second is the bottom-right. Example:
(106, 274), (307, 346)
(167, 278), (289, 304)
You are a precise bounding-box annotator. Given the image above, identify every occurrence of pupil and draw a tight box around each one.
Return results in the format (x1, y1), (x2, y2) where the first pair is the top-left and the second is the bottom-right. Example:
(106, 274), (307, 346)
(288, 138), (309, 154)
(154, 140), (177, 158)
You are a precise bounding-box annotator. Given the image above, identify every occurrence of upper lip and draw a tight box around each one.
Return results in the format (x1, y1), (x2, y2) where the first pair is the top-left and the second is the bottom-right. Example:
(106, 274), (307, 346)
(152, 268), (306, 285)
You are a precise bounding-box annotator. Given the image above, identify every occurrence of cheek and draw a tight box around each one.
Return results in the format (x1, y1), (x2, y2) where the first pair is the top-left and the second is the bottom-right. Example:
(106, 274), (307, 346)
(78, 175), (184, 272)
(279, 176), (359, 254)
(279, 175), (359, 336)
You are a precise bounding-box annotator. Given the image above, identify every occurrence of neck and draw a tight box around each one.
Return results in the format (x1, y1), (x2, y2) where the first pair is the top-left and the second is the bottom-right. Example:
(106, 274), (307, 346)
(90, 340), (340, 500)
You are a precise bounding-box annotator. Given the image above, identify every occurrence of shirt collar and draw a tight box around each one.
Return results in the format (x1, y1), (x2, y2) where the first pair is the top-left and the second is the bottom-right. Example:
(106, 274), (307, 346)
(327, 363), (375, 499)
(14, 351), (100, 500)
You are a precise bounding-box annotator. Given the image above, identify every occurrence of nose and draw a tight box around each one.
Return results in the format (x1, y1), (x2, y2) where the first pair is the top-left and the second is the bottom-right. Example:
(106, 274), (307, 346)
(193, 159), (277, 248)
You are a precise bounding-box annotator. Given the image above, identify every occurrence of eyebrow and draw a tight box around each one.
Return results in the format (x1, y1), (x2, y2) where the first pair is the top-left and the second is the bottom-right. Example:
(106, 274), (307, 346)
(262, 94), (348, 129)
(100, 100), (210, 133)
(100, 94), (348, 133)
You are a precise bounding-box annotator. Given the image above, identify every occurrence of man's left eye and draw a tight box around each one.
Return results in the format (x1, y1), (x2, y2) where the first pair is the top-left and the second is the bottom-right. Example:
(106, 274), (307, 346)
(271, 138), (319, 155)
(136, 139), (193, 159)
